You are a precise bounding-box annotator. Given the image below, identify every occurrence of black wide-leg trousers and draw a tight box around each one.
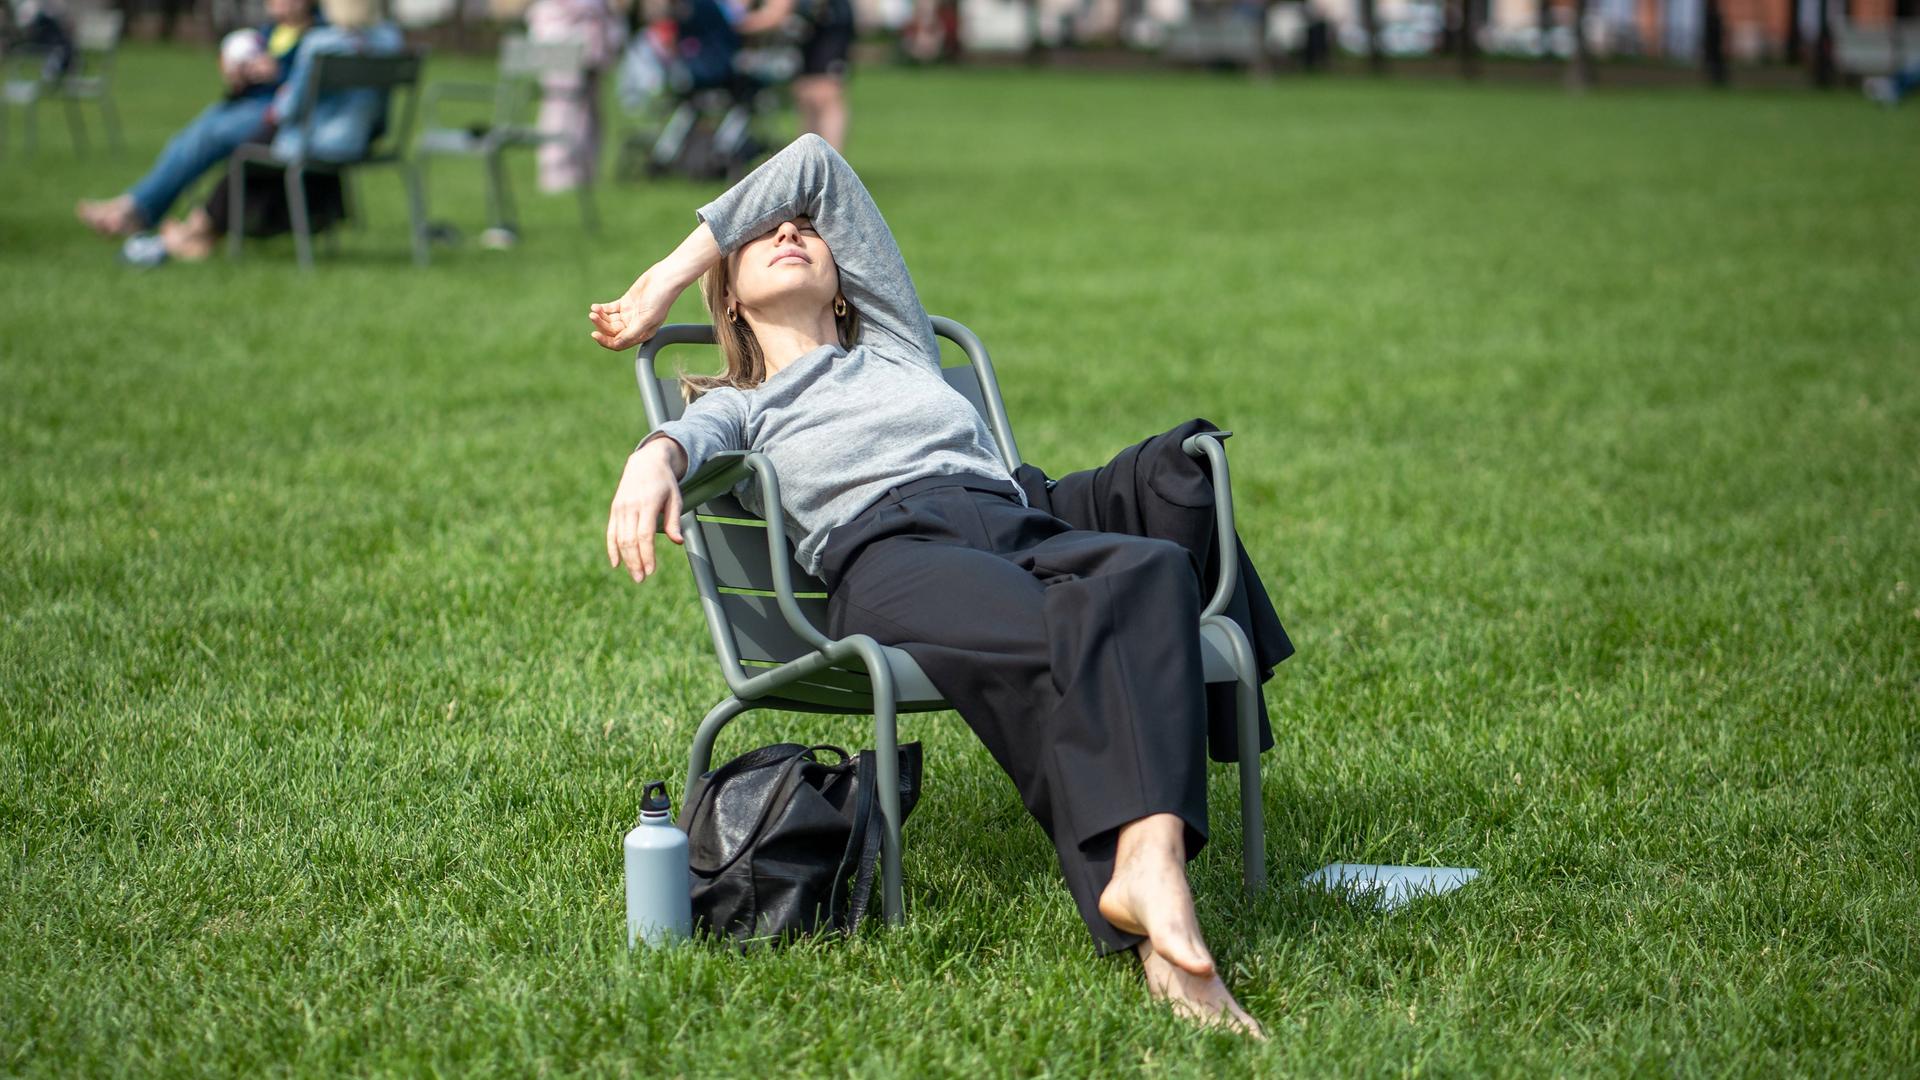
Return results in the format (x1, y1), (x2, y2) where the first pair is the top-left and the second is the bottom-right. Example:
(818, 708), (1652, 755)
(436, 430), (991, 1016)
(816, 472), (1213, 954)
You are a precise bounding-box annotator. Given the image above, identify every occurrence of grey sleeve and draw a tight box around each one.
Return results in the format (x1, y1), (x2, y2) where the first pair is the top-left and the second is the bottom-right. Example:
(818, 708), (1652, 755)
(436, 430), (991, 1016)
(637, 386), (749, 482)
(696, 133), (941, 374)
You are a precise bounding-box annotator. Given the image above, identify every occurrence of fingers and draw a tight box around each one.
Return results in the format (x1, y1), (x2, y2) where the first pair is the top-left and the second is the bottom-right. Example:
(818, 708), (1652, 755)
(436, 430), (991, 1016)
(636, 498), (659, 579)
(587, 306), (653, 351)
(611, 494), (667, 583)
(664, 488), (684, 544)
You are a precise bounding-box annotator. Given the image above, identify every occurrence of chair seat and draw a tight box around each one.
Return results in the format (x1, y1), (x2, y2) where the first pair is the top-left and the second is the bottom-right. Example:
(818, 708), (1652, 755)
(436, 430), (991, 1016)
(883, 619), (1240, 697)
(754, 619), (1242, 713)
(417, 126), (489, 155)
(418, 125), (550, 156)
(3, 80), (43, 105)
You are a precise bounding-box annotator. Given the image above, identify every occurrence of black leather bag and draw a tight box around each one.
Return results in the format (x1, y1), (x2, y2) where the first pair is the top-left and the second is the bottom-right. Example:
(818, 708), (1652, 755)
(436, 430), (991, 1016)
(678, 742), (921, 944)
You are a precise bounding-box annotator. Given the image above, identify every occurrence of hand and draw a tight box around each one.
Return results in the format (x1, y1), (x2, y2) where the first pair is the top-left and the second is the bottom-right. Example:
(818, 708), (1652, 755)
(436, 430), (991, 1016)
(589, 269), (674, 351)
(606, 442), (685, 584)
(242, 55), (279, 83)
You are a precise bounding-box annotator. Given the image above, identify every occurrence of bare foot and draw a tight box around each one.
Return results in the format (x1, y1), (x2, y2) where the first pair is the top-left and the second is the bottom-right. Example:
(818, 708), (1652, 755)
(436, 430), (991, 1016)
(1138, 943), (1267, 1039)
(162, 214), (216, 262)
(1097, 813), (1214, 977)
(76, 196), (142, 238)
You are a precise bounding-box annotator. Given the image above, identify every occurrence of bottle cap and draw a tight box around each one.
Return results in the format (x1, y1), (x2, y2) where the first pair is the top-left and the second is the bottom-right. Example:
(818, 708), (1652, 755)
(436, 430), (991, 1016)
(640, 779), (671, 817)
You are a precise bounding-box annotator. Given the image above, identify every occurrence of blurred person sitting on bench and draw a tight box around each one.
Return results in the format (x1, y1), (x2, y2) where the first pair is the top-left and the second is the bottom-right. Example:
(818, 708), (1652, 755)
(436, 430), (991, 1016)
(75, 0), (318, 238)
(133, 0), (402, 264)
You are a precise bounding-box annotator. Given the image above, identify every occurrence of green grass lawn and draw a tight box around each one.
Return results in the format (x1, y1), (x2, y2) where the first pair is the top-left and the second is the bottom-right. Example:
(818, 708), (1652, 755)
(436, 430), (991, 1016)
(4, 44), (1918, 1076)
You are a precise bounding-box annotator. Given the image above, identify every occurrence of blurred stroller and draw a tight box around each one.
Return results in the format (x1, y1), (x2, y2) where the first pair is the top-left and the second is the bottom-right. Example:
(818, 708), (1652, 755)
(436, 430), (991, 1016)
(613, 0), (795, 183)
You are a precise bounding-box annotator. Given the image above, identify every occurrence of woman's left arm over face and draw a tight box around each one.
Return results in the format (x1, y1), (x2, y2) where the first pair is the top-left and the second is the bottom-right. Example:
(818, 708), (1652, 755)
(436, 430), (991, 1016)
(695, 133), (941, 370)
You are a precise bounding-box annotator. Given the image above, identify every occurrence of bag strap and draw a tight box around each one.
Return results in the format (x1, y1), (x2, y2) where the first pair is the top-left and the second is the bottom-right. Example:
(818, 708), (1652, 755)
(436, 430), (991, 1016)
(686, 744), (848, 878)
(825, 749), (875, 931)
(843, 749), (887, 932)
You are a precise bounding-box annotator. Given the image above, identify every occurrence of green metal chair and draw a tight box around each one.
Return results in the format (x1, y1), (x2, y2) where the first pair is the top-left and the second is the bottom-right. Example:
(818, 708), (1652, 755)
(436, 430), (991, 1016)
(414, 34), (600, 239)
(0, 9), (122, 158)
(225, 50), (430, 271)
(634, 318), (1268, 926)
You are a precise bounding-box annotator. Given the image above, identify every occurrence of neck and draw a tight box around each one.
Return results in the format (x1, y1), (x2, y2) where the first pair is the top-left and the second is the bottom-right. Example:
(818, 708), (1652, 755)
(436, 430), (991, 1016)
(750, 309), (841, 377)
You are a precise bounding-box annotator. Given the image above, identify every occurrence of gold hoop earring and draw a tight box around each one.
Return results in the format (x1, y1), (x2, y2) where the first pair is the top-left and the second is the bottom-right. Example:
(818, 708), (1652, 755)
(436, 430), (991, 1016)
(727, 304), (739, 324)
(834, 297), (848, 318)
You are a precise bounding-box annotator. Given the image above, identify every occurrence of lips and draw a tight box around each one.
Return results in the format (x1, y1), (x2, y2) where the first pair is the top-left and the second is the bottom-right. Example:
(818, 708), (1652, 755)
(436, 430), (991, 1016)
(769, 247), (811, 267)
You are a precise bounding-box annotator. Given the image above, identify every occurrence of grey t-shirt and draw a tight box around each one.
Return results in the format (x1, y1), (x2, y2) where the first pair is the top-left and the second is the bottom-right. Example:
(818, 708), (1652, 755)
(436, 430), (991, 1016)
(640, 133), (1027, 577)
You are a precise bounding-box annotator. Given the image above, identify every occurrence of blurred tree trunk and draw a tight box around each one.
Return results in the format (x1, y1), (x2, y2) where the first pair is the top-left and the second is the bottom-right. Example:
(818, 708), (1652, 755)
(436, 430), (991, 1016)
(157, 0), (187, 40)
(1812, 0), (1835, 84)
(1702, 0), (1729, 85)
(1255, 0), (1280, 76)
(1460, 0), (1482, 76)
(1567, 0), (1595, 88)
(1359, 0), (1388, 72)
(1785, 0), (1802, 62)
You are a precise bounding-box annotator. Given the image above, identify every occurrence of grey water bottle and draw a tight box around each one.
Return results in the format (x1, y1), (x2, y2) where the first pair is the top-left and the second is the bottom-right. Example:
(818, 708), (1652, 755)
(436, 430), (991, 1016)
(624, 780), (692, 948)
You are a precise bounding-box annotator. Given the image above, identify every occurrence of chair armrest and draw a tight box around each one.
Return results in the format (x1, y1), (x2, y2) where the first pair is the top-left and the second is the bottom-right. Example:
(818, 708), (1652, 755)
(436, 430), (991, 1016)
(739, 452), (837, 652)
(420, 80), (497, 127)
(677, 449), (752, 509)
(676, 448), (836, 653)
(1181, 430), (1238, 621)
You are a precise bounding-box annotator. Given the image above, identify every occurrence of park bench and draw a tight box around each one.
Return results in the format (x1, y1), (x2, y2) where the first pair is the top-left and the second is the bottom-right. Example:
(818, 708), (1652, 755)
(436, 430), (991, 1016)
(634, 317), (1269, 926)
(226, 49), (430, 270)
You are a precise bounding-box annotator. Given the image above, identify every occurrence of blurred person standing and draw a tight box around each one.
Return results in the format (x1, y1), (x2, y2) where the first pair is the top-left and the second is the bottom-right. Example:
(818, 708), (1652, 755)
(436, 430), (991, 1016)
(736, 0), (854, 149)
(74, 0), (318, 237)
(526, 0), (627, 192)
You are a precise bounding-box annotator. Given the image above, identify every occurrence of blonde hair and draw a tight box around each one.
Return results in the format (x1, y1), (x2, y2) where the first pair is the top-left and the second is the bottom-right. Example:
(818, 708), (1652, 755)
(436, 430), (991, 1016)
(320, 0), (381, 29)
(676, 255), (860, 402)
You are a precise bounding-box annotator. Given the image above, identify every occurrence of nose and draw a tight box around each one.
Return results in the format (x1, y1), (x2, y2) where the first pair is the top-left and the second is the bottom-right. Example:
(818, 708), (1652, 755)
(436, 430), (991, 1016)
(775, 219), (802, 246)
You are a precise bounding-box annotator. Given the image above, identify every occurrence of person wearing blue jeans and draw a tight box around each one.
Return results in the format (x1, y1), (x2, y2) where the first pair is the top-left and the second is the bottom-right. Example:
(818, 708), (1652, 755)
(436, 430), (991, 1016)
(75, 0), (315, 237)
(148, 0), (404, 265)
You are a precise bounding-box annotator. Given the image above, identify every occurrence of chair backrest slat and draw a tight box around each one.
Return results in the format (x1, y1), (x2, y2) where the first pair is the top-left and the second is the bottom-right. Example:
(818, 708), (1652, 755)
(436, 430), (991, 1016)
(74, 10), (123, 51)
(499, 33), (587, 78)
(635, 319), (1017, 679)
(315, 51), (424, 92)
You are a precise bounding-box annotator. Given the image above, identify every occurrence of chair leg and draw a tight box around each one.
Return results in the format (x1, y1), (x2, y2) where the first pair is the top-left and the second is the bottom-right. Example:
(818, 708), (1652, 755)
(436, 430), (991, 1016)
(484, 148), (517, 232)
(227, 160), (246, 259)
(343, 170), (365, 232)
(577, 172), (599, 234)
(403, 163), (430, 267)
(100, 94), (122, 153)
(848, 635), (905, 925)
(684, 694), (753, 797)
(24, 94), (37, 154)
(62, 95), (86, 156)
(1207, 615), (1267, 894)
(287, 165), (314, 271)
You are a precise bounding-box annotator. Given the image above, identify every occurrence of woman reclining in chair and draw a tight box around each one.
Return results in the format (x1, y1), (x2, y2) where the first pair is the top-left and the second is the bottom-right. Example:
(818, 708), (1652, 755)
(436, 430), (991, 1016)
(590, 133), (1270, 1037)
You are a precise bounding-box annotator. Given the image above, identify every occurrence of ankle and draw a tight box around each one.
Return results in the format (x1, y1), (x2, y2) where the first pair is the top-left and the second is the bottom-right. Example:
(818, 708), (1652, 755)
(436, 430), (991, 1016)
(1115, 813), (1187, 867)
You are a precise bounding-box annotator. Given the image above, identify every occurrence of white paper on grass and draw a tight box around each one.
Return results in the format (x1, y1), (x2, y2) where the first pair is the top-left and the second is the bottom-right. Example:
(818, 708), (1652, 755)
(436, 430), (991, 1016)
(1303, 863), (1481, 912)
